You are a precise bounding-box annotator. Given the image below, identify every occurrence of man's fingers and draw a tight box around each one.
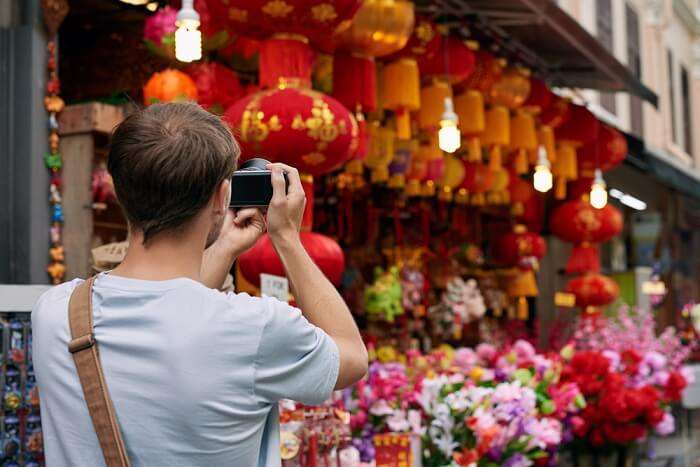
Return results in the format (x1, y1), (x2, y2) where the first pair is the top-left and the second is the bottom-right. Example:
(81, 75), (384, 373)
(267, 162), (303, 195)
(270, 166), (287, 204)
(233, 208), (261, 225)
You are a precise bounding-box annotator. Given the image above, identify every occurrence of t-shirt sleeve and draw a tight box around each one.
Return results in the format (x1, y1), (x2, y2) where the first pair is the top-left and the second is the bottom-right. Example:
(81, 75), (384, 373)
(254, 298), (339, 405)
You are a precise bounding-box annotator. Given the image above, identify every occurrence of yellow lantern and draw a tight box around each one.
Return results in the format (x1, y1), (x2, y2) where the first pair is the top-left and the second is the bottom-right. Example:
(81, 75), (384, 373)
(333, 0), (415, 58)
(481, 106), (510, 170)
(506, 269), (538, 320)
(510, 111), (537, 174)
(364, 123), (396, 183)
(538, 125), (556, 164)
(418, 81), (452, 131)
(455, 90), (485, 162)
(487, 168), (510, 205)
(382, 58), (421, 139)
(438, 153), (466, 201)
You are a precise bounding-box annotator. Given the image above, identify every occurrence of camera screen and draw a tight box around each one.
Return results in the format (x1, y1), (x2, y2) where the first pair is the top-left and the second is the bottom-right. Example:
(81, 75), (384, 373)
(230, 172), (274, 207)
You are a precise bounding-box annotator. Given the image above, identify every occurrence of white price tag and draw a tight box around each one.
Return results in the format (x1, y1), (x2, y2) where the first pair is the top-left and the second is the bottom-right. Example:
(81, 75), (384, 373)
(260, 273), (289, 302)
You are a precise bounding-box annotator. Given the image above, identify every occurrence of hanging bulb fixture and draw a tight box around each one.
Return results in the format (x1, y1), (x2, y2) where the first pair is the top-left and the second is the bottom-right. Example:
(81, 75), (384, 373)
(439, 97), (461, 153)
(590, 168), (608, 209)
(533, 145), (553, 193)
(175, 0), (202, 63)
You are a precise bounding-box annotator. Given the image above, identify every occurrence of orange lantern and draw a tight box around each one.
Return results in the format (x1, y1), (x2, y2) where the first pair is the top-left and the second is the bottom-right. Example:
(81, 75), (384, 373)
(487, 168), (510, 205)
(506, 269), (538, 320)
(224, 86), (358, 176)
(455, 90), (485, 162)
(143, 69), (198, 105)
(489, 67), (531, 109)
(382, 58), (421, 139)
(463, 50), (503, 94)
(553, 104), (600, 199)
(364, 123), (395, 183)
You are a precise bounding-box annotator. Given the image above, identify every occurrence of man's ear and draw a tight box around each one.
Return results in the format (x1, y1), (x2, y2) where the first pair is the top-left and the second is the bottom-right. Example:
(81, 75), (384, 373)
(213, 179), (231, 215)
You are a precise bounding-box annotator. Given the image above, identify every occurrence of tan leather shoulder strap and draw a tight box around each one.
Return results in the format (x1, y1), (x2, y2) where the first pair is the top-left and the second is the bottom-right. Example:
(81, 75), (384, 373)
(68, 276), (131, 467)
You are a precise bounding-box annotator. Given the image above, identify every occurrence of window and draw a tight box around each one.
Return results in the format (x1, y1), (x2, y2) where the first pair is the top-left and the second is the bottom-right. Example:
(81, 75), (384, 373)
(681, 65), (693, 156)
(626, 4), (643, 137)
(597, 0), (616, 113)
(667, 49), (677, 144)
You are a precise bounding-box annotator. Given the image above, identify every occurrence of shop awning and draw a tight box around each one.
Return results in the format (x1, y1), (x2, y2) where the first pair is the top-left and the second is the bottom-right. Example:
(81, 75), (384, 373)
(417, 0), (658, 106)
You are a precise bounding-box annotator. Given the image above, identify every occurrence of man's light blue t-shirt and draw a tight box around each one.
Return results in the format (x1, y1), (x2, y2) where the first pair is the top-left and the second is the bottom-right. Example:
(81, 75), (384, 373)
(31, 273), (339, 466)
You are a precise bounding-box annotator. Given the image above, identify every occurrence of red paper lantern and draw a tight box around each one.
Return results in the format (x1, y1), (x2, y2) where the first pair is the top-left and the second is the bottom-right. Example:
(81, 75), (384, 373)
(211, 0), (361, 44)
(497, 225), (547, 270)
(462, 50), (502, 94)
(143, 69), (198, 105)
(566, 273), (620, 308)
(555, 104), (600, 146)
(539, 96), (571, 129)
(332, 53), (377, 112)
(577, 125), (628, 177)
(224, 87), (358, 176)
(593, 204), (623, 243)
(550, 199), (602, 243)
(183, 62), (244, 114)
(522, 77), (553, 113)
(238, 232), (345, 286)
(508, 172), (534, 215)
(460, 161), (495, 204)
(417, 36), (476, 84)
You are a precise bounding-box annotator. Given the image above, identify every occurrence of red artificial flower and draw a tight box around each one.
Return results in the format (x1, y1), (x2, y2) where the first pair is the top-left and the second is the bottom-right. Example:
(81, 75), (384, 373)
(665, 371), (687, 402)
(453, 448), (479, 466)
(621, 349), (642, 375)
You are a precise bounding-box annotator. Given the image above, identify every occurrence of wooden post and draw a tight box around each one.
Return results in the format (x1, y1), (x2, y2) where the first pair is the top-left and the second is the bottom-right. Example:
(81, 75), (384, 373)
(58, 103), (125, 279)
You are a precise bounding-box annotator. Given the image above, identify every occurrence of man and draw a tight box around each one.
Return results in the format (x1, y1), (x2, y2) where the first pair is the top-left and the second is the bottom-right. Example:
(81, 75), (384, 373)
(32, 103), (368, 466)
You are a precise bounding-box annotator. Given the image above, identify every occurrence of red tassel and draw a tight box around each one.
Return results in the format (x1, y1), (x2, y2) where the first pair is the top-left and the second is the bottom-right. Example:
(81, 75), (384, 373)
(421, 203), (431, 246)
(453, 206), (469, 236)
(332, 53), (377, 112)
(368, 206), (380, 244)
(354, 114), (369, 161)
(566, 243), (601, 275)
(259, 36), (313, 89)
(393, 206), (404, 245)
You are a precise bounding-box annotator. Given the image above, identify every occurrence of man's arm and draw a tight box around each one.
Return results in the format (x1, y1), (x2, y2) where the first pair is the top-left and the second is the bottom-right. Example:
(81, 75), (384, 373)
(267, 163), (368, 389)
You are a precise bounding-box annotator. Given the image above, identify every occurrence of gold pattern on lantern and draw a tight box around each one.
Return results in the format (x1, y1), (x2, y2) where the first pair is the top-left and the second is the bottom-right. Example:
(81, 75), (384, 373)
(228, 7), (248, 21)
(311, 3), (337, 22)
(305, 100), (340, 143)
(414, 20), (434, 45)
(302, 152), (327, 165)
(262, 0), (294, 18)
(292, 114), (305, 130)
(240, 98), (283, 143)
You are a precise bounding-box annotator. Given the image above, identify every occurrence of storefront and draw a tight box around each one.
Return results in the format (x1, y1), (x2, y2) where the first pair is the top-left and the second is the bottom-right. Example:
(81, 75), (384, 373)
(1, 0), (698, 465)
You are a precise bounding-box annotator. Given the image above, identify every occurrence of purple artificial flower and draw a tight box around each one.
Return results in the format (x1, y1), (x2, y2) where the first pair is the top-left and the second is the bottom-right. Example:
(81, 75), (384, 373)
(503, 452), (534, 467)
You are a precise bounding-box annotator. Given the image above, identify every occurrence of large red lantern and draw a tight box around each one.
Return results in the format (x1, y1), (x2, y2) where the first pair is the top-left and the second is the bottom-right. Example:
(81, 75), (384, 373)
(417, 35), (476, 84)
(224, 87), (358, 176)
(555, 103), (600, 146)
(462, 50), (503, 94)
(550, 199), (623, 275)
(577, 125), (628, 177)
(497, 225), (547, 270)
(183, 62), (244, 114)
(143, 69), (198, 105)
(540, 96), (571, 129)
(238, 232), (345, 287)
(566, 273), (620, 309)
(523, 77), (553, 113)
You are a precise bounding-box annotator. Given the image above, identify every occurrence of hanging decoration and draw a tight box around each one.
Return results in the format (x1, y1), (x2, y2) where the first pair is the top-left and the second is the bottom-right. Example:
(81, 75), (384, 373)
(41, 0), (69, 284)
(143, 69), (198, 105)
(225, 87), (358, 176)
(455, 89), (485, 162)
(565, 273), (620, 313)
(183, 62), (244, 114)
(381, 58), (421, 139)
(577, 125), (628, 177)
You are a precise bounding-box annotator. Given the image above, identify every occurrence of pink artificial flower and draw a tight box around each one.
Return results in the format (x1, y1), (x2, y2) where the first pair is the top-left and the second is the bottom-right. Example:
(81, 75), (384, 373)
(350, 411), (368, 430)
(386, 409), (410, 432)
(654, 412), (675, 436)
(476, 343), (498, 363)
(525, 418), (562, 449)
(513, 340), (536, 362)
(143, 6), (177, 44)
(369, 399), (393, 416)
(454, 347), (479, 371)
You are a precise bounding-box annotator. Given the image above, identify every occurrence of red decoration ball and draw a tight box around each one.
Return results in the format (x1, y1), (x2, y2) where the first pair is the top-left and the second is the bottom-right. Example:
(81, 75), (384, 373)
(238, 232), (345, 287)
(566, 273), (620, 307)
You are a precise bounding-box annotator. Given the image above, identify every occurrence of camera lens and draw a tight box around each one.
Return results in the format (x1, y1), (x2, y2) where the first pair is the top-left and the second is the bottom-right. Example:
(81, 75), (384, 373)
(238, 158), (270, 172)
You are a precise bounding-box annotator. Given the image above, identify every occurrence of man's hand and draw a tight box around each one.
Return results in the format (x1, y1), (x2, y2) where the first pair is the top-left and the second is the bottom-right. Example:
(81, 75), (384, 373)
(218, 208), (266, 259)
(201, 208), (265, 290)
(266, 163), (305, 245)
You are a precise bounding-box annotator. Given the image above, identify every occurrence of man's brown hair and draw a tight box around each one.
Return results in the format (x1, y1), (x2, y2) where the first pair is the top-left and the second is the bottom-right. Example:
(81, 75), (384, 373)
(108, 103), (239, 243)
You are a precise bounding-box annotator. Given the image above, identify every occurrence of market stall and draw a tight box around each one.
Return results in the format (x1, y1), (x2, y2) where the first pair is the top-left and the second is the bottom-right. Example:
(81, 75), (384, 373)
(3, 0), (697, 465)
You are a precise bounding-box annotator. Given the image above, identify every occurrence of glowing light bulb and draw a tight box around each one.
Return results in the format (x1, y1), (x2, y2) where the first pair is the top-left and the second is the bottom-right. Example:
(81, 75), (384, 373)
(439, 97), (461, 153)
(590, 169), (608, 209)
(533, 145), (553, 193)
(175, 0), (202, 63)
